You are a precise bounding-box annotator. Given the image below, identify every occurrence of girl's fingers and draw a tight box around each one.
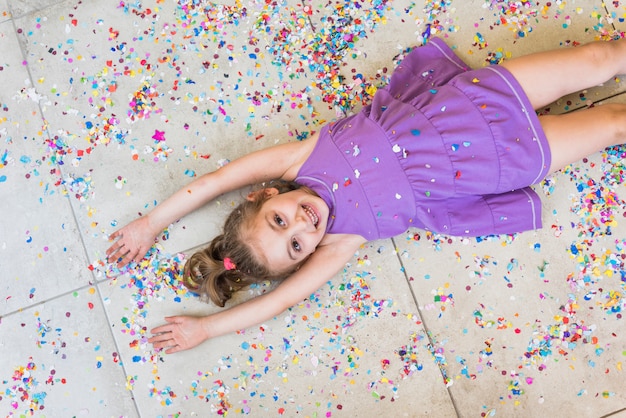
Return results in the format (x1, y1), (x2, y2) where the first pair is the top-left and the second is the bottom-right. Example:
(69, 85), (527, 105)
(108, 243), (148, 267)
(148, 318), (193, 353)
(150, 339), (164, 349)
(148, 329), (181, 353)
(150, 328), (165, 336)
(148, 331), (174, 345)
(110, 246), (130, 265)
(106, 245), (122, 260)
(152, 338), (172, 348)
(166, 346), (182, 354)
(118, 251), (134, 267)
(105, 241), (118, 257)
(105, 247), (117, 262)
(154, 340), (178, 352)
(151, 321), (174, 335)
(149, 318), (182, 345)
(106, 237), (127, 259)
(148, 336), (167, 345)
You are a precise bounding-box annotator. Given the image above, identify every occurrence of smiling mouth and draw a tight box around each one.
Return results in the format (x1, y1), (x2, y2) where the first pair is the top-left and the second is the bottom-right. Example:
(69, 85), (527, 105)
(302, 204), (319, 228)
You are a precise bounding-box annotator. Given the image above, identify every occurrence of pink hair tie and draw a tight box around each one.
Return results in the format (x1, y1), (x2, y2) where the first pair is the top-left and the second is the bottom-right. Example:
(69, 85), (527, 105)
(223, 257), (236, 271)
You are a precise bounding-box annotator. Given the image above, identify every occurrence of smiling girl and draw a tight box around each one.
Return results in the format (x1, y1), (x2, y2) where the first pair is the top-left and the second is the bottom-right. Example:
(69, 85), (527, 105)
(106, 37), (626, 353)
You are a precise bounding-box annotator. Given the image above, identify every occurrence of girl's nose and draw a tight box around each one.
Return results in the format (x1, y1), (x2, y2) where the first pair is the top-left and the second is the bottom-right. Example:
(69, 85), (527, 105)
(293, 213), (309, 231)
(295, 209), (316, 231)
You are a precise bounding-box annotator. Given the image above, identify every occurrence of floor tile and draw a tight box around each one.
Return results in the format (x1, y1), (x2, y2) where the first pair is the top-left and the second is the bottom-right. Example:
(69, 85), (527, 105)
(0, 286), (137, 416)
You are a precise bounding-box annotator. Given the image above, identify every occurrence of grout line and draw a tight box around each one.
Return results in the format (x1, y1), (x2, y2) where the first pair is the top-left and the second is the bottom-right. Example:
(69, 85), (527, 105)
(92, 275), (144, 417)
(0, 283), (94, 319)
(600, 407), (626, 418)
(390, 236), (462, 418)
(555, 89), (626, 117)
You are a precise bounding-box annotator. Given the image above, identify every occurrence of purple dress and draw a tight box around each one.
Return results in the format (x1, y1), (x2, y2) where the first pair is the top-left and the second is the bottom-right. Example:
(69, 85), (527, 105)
(295, 38), (551, 240)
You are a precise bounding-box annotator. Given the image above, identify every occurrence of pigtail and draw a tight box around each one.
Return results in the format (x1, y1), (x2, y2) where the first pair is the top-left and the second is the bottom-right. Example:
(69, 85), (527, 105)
(182, 235), (255, 307)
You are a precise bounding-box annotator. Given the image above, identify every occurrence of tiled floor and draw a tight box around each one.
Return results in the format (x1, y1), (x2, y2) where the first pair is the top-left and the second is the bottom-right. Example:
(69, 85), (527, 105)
(1, 0), (625, 416)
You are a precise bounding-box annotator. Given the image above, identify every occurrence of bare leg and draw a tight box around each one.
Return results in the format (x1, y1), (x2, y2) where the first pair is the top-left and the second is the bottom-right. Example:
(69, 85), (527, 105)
(500, 40), (626, 109)
(540, 104), (626, 173)
(499, 40), (626, 172)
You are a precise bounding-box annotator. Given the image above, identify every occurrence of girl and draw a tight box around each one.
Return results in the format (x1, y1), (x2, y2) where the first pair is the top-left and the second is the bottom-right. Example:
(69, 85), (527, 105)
(106, 38), (626, 354)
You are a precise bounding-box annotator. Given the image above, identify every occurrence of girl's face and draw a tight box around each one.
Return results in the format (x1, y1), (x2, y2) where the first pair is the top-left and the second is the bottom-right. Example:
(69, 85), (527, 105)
(251, 188), (329, 273)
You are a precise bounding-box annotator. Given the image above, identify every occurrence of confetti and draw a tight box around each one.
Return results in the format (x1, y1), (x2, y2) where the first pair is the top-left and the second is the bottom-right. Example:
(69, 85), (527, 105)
(3, 1), (625, 416)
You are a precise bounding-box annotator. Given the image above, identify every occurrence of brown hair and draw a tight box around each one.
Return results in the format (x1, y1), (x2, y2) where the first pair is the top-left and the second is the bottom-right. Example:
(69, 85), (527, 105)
(182, 180), (307, 307)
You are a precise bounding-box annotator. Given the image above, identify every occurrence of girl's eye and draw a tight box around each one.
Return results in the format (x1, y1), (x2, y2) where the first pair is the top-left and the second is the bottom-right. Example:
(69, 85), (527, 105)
(274, 214), (285, 227)
(291, 238), (301, 252)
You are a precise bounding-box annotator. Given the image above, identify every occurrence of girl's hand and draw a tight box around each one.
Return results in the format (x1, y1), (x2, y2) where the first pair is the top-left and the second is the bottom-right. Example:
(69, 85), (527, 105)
(148, 316), (210, 354)
(106, 216), (157, 267)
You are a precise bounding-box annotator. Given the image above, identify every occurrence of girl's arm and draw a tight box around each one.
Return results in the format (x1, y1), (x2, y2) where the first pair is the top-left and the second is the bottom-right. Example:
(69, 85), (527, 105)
(148, 233), (366, 353)
(106, 138), (317, 266)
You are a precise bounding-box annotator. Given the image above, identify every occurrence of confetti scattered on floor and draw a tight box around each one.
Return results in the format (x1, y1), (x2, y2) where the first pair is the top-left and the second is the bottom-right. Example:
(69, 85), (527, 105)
(1, 0), (625, 416)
